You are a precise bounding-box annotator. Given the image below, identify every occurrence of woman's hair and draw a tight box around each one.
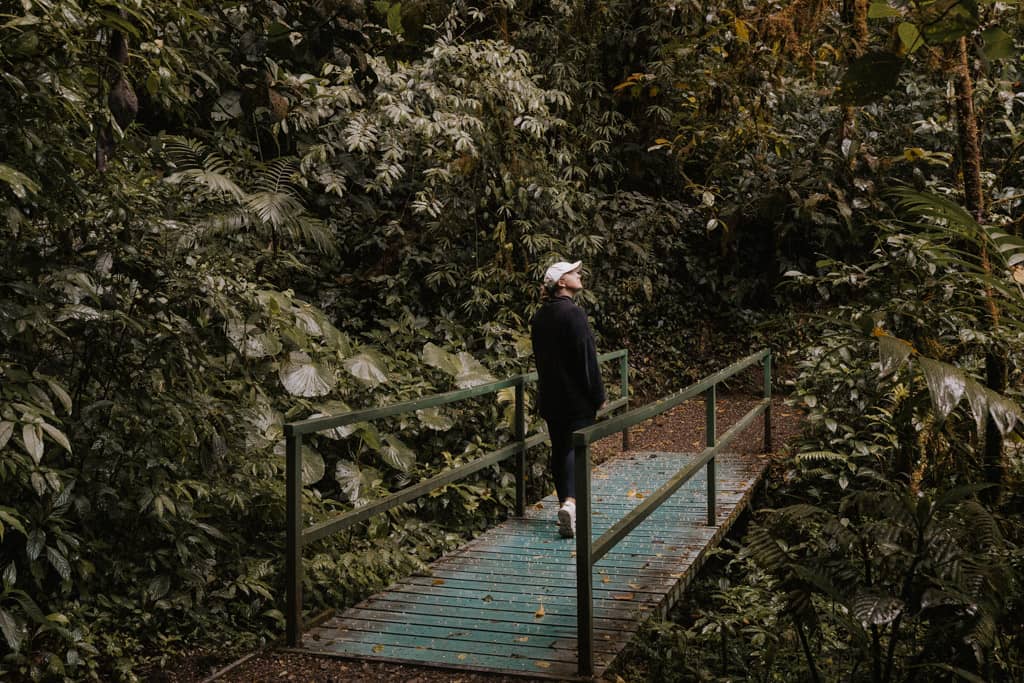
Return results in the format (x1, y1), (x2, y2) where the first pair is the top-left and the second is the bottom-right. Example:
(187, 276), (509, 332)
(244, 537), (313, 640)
(539, 281), (559, 301)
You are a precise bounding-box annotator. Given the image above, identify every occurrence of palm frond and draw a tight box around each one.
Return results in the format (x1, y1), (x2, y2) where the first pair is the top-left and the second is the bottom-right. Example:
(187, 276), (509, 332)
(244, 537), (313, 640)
(163, 136), (245, 200)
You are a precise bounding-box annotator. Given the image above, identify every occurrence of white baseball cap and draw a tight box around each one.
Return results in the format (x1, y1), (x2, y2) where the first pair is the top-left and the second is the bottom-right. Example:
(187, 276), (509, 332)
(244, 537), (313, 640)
(543, 260), (582, 286)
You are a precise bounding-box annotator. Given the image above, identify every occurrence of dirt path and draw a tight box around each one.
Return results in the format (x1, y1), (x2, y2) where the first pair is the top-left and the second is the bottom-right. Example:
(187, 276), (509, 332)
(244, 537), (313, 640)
(170, 395), (803, 683)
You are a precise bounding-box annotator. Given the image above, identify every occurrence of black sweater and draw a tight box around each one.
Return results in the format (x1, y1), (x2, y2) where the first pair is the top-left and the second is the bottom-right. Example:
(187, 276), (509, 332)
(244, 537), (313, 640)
(530, 296), (606, 423)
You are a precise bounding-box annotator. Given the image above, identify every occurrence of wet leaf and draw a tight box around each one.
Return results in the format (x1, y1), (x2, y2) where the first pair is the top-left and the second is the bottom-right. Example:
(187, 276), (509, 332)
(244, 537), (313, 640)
(985, 388), (1021, 436)
(344, 352), (387, 386)
(534, 661), (551, 669)
(22, 424), (43, 464)
(225, 320), (282, 358)
(918, 357), (965, 420)
(0, 422), (13, 450)
(432, 579), (445, 586)
(963, 377), (988, 436)
(41, 423), (71, 453)
(534, 605), (545, 619)
(517, 636), (529, 642)
(612, 593), (635, 601)
(878, 334), (913, 377)
(379, 433), (415, 472)
(280, 352), (335, 397)
(416, 407), (453, 432)
(372, 644), (384, 653)
(852, 593), (904, 626)
(602, 575), (611, 584)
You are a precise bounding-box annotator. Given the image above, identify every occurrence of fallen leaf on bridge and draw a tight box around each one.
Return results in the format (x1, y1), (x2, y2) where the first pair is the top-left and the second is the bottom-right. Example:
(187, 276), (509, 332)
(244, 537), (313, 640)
(372, 644), (384, 653)
(612, 593), (635, 601)
(432, 579), (445, 585)
(534, 605), (546, 619)
(534, 661), (551, 669)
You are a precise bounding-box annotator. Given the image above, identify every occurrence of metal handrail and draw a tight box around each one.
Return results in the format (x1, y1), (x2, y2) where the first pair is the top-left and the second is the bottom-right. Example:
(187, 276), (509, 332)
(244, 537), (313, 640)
(284, 349), (630, 646)
(571, 348), (772, 676)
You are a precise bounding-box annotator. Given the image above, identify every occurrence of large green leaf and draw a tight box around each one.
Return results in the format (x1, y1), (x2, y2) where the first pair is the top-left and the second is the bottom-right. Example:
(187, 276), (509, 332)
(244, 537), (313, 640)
(981, 27), (1015, 61)
(226, 321), (283, 358)
(877, 334), (913, 377)
(379, 433), (415, 472)
(918, 0), (978, 44)
(852, 593), (904, 627)
(0, 608), (23, 652)
(416, 407), (453, 431)
(836, 52), (904, 106)
(0, 421), (13, 450)
(344, 352), (388, 386)
(279, 352), (335, 397)
(917, 357), (966, 421)
(274, 441), (325, 486)
(311, 400), (362, 439)
(0, 163), (39, 198)
(421, 342), (495, 388)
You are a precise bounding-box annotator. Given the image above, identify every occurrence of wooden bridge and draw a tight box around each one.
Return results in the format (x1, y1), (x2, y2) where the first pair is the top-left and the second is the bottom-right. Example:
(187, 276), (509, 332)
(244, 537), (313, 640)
(283, 349), (772, 679)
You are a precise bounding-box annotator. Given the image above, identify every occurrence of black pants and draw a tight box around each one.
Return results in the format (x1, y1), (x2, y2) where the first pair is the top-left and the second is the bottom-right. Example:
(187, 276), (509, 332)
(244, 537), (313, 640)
(545, 416), (594, 504)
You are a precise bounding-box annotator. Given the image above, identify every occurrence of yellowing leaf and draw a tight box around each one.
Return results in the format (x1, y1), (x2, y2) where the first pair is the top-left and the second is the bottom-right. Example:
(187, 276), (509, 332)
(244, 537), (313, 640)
(735, 18), (750, 43)
(457, 653), (467, 661)
(534, 661), (551, 669)
(372, 644), (384, 653)
(602, 575), (611, 584)
(534, 605), (546, 619)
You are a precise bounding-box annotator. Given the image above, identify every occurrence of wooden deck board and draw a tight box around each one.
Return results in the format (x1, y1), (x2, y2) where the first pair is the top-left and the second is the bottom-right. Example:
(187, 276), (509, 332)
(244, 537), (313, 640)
(301, 451), (768, 679)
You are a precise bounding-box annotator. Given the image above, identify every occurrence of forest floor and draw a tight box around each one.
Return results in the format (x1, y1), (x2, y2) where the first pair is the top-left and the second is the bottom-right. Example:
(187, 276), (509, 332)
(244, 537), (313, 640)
(167, 393), (804, 683)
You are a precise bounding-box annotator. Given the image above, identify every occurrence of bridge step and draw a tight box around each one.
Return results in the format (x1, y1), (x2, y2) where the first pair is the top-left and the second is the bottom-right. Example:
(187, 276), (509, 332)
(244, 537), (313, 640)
(300, 451), (768, 679)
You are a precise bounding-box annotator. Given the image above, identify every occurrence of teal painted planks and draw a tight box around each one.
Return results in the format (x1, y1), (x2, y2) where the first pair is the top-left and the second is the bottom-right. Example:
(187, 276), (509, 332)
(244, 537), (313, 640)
(303, 451), (769, 679)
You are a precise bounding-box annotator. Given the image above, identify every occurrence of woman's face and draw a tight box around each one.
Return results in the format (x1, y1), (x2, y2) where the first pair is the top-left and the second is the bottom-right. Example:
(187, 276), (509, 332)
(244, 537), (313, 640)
(559, 268), (584, 293)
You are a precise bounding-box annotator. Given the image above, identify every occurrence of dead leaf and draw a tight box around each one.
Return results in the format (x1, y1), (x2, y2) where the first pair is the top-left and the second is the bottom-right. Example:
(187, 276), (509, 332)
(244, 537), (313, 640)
(482, 594), (493, 603)
(534, 502), (545, 509)
(612, 593), (635, 601)
(602, 575), (611, 584)
(534, 605), (546, 619)
(457, 653), (468, 661)
(628, 582), (641, 590)
(372, 644), (384, 653)
(517, 636), (530, 642)
(432, 578), (445, 586)
(534, 661), (551, 669)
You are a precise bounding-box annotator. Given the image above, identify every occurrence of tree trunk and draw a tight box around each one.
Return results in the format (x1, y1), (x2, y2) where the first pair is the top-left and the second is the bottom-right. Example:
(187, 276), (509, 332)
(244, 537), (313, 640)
(952, 36), (1004, 500)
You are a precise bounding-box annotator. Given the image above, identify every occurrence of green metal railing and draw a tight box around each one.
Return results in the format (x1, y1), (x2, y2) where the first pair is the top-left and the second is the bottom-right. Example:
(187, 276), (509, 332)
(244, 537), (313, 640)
(283, 349), (631, 646)
(571, 348), (772, 676)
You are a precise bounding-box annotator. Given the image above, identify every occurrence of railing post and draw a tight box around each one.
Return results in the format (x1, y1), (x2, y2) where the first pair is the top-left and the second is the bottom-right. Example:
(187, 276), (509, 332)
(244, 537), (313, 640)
(704, 385), (716, 527)
(514, 376), (526, 517)
(763, 350), (773, 453)
(619, 351), (631, 451)
(285, 431), (304, 647)
(574, 437), (594, 677)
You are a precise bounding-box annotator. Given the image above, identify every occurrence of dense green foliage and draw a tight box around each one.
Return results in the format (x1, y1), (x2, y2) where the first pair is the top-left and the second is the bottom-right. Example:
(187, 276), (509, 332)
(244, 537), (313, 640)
(1, 0), (1023, 680)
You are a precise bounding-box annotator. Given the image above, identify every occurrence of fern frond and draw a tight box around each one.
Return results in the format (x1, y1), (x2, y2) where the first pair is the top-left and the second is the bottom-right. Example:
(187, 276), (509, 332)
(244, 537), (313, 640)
(794, 450), (849, 465)
(744, 524), (793, 574)
(953, 500), (1001, 550)
(889, 187), (980, 238)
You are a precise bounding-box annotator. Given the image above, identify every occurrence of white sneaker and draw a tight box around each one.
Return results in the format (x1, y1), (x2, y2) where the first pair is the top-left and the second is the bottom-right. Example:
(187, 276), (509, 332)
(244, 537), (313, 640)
(557, 501), (576, 538)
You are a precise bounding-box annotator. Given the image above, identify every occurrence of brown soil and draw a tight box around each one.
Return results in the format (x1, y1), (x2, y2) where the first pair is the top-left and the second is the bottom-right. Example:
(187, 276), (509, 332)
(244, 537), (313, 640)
(168, 395), (803, 683)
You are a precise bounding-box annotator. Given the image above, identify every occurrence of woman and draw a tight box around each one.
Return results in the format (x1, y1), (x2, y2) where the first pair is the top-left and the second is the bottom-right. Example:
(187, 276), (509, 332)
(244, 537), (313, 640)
(530, 260), (606, 538)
